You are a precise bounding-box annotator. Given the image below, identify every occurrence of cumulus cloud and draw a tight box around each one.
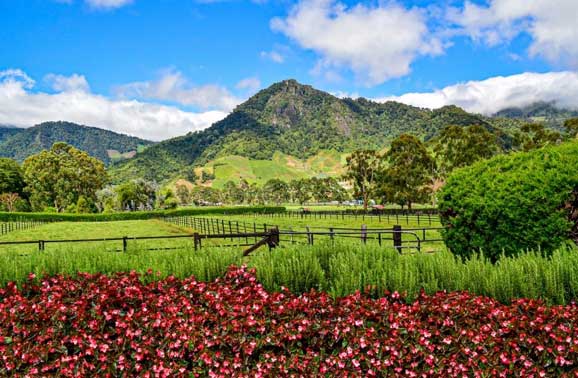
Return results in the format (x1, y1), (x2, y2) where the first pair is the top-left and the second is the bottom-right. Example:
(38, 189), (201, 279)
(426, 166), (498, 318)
(44, 73), (90, 92)
(115, 70), (241, 112)
(235, 77), (261, 93)
(448, 0), (578, 67)
(271, 0), (444, 85)
(0, 69), (227, 141)
(375, 71), (578, 115)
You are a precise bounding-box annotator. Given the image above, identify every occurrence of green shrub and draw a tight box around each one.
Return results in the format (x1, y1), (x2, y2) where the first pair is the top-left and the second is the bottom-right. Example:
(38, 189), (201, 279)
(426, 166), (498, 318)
(439, 142), (578, 261)
(0, 206), (285, 222)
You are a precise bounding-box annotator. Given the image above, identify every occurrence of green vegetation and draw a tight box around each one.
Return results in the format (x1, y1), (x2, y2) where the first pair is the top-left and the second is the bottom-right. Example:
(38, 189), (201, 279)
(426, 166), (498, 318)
(380, 134), (436, 209)
(439, 141), (578, 261)
(0, 125), (21, 144)
(22, 142), (108, 212)
(0, 206), (285, 222)
(2, 238), (578, 305)
(0, 121), (153, 165)
(109, 79), (523, 184)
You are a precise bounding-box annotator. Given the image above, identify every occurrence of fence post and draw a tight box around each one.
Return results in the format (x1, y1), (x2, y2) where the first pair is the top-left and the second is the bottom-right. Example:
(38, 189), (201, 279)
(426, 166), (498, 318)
(193, 233), (200, 251)
(361, 224), (367, 244)
(393, 225), (402, 253)
(122, 236), (128, 252)
(329, 227), (334, 242)
(306, 226), (312, 245)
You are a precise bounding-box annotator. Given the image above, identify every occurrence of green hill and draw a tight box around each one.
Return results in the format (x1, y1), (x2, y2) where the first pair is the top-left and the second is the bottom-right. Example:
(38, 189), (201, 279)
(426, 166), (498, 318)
(495, 102), (578, 131)
(0, 125), (23, 144)
(111, 79), (516, 184)
(0, 121), (154, 165)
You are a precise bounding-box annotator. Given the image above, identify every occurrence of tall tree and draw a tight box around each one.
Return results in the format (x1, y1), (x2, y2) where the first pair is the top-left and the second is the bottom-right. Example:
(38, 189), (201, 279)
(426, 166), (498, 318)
(0, 158), (25, 196)
(175, 184), (192, 205)
(263, 179), (289, 205)
(433, 125), (500, 176)
(380, 134), (435, 209)
(343, 150), (381, 210)
(115, 179), (158, 211)
(515, 123), (561, 151)
(22, 142), (107, 212)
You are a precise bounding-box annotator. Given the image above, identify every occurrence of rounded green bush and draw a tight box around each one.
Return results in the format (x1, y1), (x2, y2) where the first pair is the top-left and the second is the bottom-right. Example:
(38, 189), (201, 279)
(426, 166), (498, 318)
(439, 142), (578, 261)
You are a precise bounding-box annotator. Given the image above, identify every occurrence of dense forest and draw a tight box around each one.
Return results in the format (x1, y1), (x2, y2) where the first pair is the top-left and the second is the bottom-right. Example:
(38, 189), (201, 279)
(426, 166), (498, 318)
(0, 121), (154, 165)
(0, 125), (22, 144)
(110, 79), (528, 183)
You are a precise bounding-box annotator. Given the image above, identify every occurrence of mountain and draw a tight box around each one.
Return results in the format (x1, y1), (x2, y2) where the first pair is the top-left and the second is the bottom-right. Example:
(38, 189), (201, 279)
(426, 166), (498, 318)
(0, 121), (155, 165)
(0, 125), (23, 144)
(495, 102), (578, 131)
(111, 79), (513, 184)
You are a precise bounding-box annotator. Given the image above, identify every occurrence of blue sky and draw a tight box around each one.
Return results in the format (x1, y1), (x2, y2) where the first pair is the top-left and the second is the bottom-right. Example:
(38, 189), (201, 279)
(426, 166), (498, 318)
(1, 0), (577, 140)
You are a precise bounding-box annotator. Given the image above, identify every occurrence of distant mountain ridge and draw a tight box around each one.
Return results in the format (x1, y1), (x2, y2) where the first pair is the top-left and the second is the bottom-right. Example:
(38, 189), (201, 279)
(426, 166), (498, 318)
(0, 121), (154, 165)
(111, 79), (516, 183)
(0, 125), (23, 144)
(495, 102), (578, 130)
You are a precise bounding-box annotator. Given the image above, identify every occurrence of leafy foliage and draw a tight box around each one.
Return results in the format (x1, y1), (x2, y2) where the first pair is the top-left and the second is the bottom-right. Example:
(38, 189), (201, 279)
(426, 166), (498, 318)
(343, 150), (381, 209)
(432, 125), (501, 176)
(0, 158), (25, 196)
(0, 121), (153, 165)
(439, 142), (578, 261)
(380, 135), (435, 209)
(22, 142), (108, 212)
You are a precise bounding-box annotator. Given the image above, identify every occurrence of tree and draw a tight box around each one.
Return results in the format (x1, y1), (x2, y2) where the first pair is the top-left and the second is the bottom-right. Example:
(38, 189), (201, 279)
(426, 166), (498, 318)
(115, 179), (158, 211)
(564, 118), (578, 139)
(22, 143), (107, 212)
(263, 179), (289, 205)
(380, 134), (435, 209)
(222, 181), (244, 204)
(343, 150), (381, 210)
(514, 123), (561, 151)
(289, 179), (311, 205)
(0, 158), (25, 196)
(0, 193), (20, 212)
(433, 125), (500, 176)
(175, 184), (192, 205)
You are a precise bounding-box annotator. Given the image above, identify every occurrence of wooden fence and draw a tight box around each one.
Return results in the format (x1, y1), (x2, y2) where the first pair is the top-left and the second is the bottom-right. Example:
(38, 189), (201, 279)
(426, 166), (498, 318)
(0, 219), (48, 236)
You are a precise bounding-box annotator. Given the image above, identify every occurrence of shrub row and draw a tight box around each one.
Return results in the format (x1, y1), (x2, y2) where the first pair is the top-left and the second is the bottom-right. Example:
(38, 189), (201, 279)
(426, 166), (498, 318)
(2, 242), (578, 305)
(1, 267), (578, 377)
(0, 206), (285, 222)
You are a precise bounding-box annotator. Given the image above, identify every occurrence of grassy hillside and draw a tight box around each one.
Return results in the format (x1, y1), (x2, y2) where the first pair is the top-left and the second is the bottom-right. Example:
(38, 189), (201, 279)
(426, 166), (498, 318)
(0, 121), (154, 165)
(110, 79), (520, 183)
(195, 150), (347, 188)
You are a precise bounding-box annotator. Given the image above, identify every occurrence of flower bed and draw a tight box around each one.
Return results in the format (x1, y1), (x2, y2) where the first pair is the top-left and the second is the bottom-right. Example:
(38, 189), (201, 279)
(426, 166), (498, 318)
(1, 267), (578, 377)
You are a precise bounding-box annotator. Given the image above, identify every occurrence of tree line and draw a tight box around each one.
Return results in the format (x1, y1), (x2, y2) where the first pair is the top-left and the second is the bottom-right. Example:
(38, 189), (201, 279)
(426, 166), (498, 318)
(343, 119), (578, 210)
(1, 119), (576, 213)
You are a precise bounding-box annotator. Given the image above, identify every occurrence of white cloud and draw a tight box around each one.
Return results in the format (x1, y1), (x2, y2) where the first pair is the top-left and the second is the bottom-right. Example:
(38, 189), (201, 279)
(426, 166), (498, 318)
(448, 0), (578, 67)
(235, 77), (261, 93)
(44, 73), (90, 92)
(260, 50), (285, 63)
(85, 0), (133, 9)
(376, 71), (578, 115)
(0, 69), (227, 141)
(115, 70), (241, 112)
(271, 0), (444, 86)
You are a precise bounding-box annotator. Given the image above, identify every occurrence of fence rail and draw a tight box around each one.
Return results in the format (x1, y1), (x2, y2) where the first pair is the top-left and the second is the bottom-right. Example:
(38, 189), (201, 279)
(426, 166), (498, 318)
(0, 220), (48, 236)
(217, 210), (441, 226)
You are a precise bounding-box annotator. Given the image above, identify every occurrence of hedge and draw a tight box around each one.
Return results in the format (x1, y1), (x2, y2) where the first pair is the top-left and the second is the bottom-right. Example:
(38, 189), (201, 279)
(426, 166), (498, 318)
(0, 206), (285, 222)
(439, 141), (578, 261)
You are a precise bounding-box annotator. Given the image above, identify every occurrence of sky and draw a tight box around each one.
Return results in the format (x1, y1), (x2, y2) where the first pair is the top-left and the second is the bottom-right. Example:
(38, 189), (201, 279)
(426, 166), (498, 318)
(1, 0), (578, 140)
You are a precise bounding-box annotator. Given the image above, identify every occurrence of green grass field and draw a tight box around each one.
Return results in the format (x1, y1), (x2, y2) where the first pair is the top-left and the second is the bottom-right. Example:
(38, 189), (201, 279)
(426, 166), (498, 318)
(0, 219), (198, 254)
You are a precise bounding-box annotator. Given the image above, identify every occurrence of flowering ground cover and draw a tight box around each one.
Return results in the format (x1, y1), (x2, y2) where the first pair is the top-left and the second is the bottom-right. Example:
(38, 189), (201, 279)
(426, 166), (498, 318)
(1, 267), (578, 377)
